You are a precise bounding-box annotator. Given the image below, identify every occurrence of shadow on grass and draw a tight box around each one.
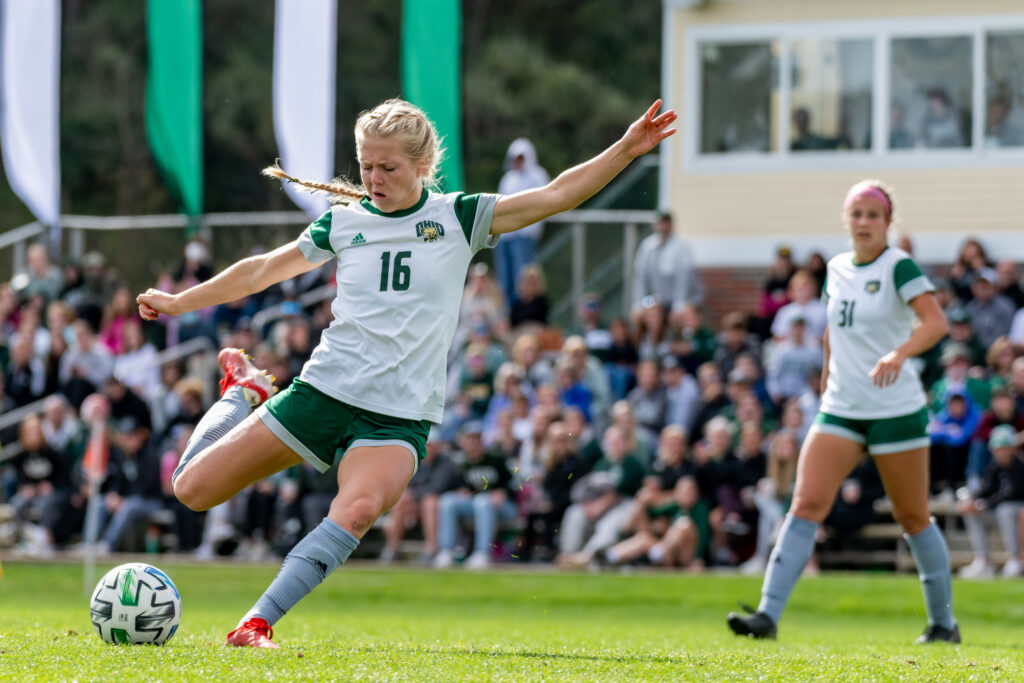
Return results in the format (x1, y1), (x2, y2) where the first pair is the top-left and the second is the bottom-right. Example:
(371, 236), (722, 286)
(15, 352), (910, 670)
(352, 643), (691, 665)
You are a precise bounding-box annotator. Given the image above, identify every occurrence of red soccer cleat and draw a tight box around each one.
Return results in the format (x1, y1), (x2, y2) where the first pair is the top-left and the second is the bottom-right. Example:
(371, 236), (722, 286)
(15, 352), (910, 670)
(224, 617), (280, 649)
(218, 348), (277, 407)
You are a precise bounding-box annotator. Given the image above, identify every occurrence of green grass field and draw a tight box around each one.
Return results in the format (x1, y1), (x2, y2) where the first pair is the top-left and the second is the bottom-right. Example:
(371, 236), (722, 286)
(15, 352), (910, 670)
(0, 560), (1022, 681)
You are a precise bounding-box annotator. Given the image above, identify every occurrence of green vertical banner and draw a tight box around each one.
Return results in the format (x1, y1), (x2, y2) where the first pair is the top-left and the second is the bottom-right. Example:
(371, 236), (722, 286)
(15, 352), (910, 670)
(146, 0), (203, 220)
(401, 0), (463, 192)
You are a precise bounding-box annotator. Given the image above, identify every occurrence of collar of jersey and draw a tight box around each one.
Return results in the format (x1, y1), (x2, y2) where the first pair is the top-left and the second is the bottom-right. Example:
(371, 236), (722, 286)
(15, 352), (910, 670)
(360, 188), (429, 217)
(851, 246), (889, 267)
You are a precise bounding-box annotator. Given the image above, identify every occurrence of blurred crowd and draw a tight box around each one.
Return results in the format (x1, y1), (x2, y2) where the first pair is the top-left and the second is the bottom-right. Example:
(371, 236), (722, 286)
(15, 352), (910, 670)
(2, 230), (1024, 579)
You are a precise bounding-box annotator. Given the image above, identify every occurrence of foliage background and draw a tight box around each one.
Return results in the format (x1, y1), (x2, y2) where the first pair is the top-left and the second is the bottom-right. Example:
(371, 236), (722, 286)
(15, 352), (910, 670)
(0, 0), (662, 229)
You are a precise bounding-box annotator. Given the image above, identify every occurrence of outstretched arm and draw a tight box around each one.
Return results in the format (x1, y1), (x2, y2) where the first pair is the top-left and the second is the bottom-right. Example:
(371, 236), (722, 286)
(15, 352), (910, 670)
(490, 100), (676, 235)
(137, 241), (325, 320)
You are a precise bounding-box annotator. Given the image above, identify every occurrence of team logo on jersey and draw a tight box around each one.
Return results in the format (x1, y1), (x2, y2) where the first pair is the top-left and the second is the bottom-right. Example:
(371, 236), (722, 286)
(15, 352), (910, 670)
(865, 280), (881, 294)
(415, 220), (446, 242)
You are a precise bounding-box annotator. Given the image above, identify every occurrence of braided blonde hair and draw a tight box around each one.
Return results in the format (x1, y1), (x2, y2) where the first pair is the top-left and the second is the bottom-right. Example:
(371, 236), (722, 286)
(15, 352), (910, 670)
(262, 98), (444, 202)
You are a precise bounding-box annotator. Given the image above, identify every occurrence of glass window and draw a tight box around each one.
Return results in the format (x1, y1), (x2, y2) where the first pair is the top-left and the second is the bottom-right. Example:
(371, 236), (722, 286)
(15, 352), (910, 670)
(700, 42), (776, 154)
(789, 38), (873, 152)
(890, 36), (972, 150)
(985, 31), (1024, 148)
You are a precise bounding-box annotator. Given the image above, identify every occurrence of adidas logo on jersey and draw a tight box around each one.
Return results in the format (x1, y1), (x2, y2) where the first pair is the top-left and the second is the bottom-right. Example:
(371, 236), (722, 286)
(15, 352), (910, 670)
(350, 233), (366, 245)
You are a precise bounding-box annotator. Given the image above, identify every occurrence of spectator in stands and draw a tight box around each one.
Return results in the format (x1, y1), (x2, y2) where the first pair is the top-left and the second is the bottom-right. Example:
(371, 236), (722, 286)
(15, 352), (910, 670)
(103, 375), (153, 434)
(630, 210), (702, 327)
(518, 421), (585, 562)
(97, 415), (165, 553)
(557, 424), (646, 568)
(965, 268), (1015, 349)
(949, 238), (992, 303)
(113, 318), (160, 400)
(766, 316), (821, 405)
(5, 334), (47, 406)
(482, 362), (531, 447)
(159, 424), (203, 552)
(941, 308), (987, 367)
(627, 359), (668, 443)
(434, 421), (516, 570)
(929, 342), (991, 415)
(667, 303), (716, 375)
(689, 362), (731, 445)
(1009, 305), (1024, 350)
(280, 313), (314, 385)
(10, 415), (73, 556)
(574, 294), (612, 362)
(929, 388), (981, 497)
(692, 416), (735, 564)
(380, 427), (458, 564)
(19, 243), (63, 304)
(986, 337), (1017, 387)
(758, 245), (796, 339)
(495, 138), (550, 306)
(58, 319), (114, 408)
(605, 317), (638, 400)
(509, 263), (549, 330)
(561, 335), (612, 429)
(957, 425), (1024, 579)
(920, 87), (965, 148)
(40, 394), (84, 462)
(822, 455), (885, 544)
(718, 420), (767, 565)
(64, 250), (117, 329)
(994, 260), (1024, 309)
(510, 333), (553, 391)
(456, 263), (508, 354)
(0, 281), (18, 339)
(740, 430), (798, 575)
(771, 270), (827, 343)
(661, 355), (700, 434)
(635, 297), (670, 362)
(99, 286), (136, 355)
(11, 304), (51, 359)
(967, 387), (1024, 494)
(778, 396), (810, 443)
(554, 359), (593, 425)
(713, 311), (759, 380)
(805, 251), (828, 294)
(608, 399), (656, 468)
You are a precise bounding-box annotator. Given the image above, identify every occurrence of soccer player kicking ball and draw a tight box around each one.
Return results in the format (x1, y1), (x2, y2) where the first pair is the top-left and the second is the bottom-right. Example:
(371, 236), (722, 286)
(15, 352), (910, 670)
(727, 180), (960, 644)
(137, 98), (676, 648)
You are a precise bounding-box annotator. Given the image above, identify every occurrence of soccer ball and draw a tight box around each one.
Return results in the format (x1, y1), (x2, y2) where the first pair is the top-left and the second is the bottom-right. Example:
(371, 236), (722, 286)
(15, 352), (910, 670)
(89, 562), (182, 645)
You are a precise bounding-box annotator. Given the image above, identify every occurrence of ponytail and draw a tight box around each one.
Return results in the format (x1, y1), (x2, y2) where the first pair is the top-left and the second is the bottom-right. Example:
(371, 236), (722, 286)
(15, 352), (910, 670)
(261, 162), (364, 203)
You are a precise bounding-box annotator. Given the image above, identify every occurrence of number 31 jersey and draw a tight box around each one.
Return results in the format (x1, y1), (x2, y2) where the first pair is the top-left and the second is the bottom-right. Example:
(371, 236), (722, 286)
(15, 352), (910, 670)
(820, 247), (934, 419)
(295, 189), (499, 422)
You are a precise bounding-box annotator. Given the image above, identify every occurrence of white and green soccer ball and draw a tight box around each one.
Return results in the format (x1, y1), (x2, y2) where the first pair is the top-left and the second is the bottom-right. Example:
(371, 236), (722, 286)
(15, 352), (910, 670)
(89, 562), (182, 645)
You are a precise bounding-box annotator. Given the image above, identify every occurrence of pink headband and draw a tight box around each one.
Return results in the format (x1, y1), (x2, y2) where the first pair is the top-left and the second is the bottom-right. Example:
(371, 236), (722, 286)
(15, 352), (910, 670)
(844, 184), (891, 216)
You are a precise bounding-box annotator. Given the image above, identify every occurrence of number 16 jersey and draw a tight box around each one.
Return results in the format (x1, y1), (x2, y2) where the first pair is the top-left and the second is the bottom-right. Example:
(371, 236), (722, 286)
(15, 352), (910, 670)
(295, 189), (499, 423)
(820, 247), (934, 419)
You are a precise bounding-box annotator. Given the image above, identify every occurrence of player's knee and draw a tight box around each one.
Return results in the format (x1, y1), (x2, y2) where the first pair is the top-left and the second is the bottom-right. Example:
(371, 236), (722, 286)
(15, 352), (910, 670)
(335, 496), (383, 536)
(173, 474), (212, 512)
(892, 508), (930, 536)
(788, 495), (830, 523)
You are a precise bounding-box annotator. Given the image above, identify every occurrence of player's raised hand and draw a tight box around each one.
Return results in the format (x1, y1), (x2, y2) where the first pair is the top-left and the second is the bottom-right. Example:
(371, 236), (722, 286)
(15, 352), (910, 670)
(137, 288), (178, 320)
(620, 100), (677, 159)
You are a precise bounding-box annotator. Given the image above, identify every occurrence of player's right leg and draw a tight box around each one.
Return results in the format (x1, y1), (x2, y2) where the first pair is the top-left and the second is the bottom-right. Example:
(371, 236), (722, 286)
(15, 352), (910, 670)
(173, 348), (300, 511)
(728, 430), (863, 639)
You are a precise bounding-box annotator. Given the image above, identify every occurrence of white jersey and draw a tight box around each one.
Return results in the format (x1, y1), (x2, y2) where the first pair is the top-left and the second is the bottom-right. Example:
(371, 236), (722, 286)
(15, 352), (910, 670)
(820, 247), (933, 419)
(296, 189), (498, 422)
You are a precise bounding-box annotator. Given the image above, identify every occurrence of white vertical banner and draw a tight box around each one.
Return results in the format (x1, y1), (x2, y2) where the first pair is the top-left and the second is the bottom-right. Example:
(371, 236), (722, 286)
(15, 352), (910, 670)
(273, 0), (337, 219)
(0, 0), (61, 230)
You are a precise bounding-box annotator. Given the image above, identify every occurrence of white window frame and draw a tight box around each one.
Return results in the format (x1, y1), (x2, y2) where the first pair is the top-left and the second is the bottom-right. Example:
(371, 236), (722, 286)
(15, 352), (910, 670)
(683, 14), (1024, 174)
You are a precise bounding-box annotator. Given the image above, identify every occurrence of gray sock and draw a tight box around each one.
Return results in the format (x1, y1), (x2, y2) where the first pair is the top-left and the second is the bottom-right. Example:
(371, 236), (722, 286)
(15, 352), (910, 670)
(904, 521), (956, 629)
(757, 514), (818, 624)
(245, 518), (359, 626)
(172, 386), (251, 484)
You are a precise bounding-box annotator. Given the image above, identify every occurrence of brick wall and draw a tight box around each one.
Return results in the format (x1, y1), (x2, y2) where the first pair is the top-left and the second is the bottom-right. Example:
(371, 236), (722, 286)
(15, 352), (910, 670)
(698, 266), (770, 328)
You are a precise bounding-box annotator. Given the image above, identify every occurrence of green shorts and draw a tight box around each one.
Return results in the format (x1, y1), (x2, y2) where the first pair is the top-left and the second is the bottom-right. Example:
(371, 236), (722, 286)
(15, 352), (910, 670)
(809, 408), (929, 455)
(255, 379), (430, 473)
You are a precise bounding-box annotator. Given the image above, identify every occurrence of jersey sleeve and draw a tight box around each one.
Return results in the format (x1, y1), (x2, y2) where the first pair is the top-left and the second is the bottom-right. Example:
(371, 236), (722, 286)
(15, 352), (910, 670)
(296, 210), (335, 263)
(893, 257), (933, 304)
(453, 193), (499, 253)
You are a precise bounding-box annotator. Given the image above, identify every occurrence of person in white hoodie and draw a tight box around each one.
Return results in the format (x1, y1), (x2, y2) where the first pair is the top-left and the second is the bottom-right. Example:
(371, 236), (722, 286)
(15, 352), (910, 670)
(495, 138), (550, 305)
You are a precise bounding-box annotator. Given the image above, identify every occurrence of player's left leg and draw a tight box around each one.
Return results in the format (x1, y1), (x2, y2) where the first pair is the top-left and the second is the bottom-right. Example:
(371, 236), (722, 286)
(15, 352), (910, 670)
(227, 445), (415, 648)
(873, 445), (959, 644)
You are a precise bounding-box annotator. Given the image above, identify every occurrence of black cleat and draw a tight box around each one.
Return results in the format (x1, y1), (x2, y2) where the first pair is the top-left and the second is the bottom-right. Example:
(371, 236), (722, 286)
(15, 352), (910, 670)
(914, 623), (961, 645)
(727, 602), (777, 640)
